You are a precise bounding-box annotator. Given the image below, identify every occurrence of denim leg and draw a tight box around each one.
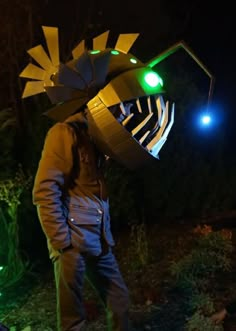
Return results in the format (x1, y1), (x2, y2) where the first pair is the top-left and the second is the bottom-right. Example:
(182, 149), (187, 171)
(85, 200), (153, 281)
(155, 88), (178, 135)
(54, 248), (86, 331)
(86, 249), (130, 331)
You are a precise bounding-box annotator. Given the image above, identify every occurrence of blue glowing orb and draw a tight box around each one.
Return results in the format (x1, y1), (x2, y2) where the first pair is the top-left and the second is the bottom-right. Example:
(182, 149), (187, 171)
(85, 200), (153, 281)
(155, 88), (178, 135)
(196, 110), (215, 130)
(193, 102), (223, 134)
(201, 115), (211, 125)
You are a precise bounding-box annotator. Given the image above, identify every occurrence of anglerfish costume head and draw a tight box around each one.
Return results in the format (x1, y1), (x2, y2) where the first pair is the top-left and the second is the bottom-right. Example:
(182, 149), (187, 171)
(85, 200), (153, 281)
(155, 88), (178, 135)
(20, 26), (175, 170)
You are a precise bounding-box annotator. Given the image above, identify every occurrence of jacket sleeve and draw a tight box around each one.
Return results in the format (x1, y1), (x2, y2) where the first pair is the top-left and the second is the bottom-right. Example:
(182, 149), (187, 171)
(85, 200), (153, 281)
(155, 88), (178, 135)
(33, 122), (76, 251)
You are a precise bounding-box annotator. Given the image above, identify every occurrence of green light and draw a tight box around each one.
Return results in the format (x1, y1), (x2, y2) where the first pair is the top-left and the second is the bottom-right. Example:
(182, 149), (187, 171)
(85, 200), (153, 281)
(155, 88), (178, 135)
(130, 58), (137, 64)
(90, 50), (101, 54)
(144, 72), (163, 87)
(0, 266), (3, 271)
(111, 50), (119, 55)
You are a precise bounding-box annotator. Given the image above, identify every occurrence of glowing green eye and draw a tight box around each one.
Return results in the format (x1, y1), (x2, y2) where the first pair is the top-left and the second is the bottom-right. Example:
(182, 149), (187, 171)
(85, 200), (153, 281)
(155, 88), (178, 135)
(111, 50), (119, 55)
(90, 50), (100, 54)
(144, 72), (163, 87)
(130, 58), (137, 64)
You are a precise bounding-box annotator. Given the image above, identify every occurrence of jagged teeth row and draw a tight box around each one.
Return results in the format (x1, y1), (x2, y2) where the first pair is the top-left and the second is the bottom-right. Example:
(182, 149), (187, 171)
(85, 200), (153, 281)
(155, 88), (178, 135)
(119, 95), (175, 157)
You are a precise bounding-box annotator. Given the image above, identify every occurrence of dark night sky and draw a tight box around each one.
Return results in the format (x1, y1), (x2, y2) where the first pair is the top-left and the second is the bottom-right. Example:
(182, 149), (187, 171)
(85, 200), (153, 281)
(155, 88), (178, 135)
(182, 3), (234, 108)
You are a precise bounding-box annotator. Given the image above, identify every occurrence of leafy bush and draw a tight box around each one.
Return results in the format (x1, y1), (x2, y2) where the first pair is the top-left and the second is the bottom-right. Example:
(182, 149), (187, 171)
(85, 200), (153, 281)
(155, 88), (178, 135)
(170, 225), (233, 292)
(0, 164), (32, 288)
(187, 292), (214, 314)
(169, 225), (233, 330)
(185, 310), (223, 331)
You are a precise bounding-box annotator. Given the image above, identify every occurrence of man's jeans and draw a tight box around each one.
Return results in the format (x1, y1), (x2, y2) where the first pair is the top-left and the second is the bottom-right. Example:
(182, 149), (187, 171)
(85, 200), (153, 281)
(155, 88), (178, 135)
(54, 246), (130, 331)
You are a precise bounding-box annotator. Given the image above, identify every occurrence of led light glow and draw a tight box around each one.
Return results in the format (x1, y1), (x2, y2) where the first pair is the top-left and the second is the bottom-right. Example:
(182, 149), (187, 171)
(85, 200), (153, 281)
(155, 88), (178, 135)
(201, 115), (211, 125)
(90, 50), (101, 54)
(111, 50), (119, 55)
(144, 72), (163, 87)
(130, 58), (137, 64)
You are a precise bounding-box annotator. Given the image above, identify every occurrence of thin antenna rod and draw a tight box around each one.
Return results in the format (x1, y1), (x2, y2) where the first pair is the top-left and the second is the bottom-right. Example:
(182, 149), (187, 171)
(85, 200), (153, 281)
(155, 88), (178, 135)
(147, 40), (215, 107)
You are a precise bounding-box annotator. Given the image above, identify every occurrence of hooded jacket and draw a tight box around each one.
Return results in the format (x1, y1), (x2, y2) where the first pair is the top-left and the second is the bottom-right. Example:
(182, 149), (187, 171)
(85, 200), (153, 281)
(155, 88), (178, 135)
(33, 112), (115, 260)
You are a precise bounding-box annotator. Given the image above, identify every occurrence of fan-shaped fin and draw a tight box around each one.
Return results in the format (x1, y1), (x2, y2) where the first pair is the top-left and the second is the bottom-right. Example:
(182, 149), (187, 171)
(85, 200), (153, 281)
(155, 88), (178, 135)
(22, 81), (45, 98)
(27, 45), (54, 72)
(75, 52), (93, 85)
(44, 97), (89, 122)
(93, 30), (110, 50)
(42, 26), (60, 67)
(91, 50), (112, 86)
(45, 86), (87, 104)
(58, 64), (87, 89)
(72, 40), (85, 59)
(20, 63), (46, 80)
(115, 33), (139, 53)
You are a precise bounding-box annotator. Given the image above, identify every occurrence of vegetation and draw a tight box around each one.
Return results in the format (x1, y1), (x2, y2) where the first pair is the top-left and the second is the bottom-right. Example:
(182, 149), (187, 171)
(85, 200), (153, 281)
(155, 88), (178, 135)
(1, 221), (235, 330)
(170, 225), (233, 331)
(0, 165), (32, 289)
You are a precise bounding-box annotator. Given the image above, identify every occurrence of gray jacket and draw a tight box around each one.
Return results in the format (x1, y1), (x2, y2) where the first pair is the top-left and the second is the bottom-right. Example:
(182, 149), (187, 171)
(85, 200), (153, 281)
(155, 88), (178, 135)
(33, 113), (115, 260)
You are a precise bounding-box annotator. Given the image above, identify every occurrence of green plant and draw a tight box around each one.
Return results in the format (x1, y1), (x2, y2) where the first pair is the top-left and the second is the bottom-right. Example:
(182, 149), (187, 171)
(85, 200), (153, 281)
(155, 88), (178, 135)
(0, 164), (32, 288)
(128, 223), (149, 269)
(169, 225), (233, 330)
(185, 310), (224, 331)
(170, 226), (233, 292)
(188, 292), (214, 315)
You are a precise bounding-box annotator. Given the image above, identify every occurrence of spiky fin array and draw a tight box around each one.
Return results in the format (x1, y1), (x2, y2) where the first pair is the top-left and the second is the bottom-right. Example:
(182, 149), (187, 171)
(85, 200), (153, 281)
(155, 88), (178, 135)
(20, 26), (140, 100)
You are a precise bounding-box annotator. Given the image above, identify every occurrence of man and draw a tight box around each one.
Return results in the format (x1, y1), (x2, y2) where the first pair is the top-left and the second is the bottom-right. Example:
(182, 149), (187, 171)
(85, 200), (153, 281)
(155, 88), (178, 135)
(33, 109), (130, 331)
(21, 26), (177, 330)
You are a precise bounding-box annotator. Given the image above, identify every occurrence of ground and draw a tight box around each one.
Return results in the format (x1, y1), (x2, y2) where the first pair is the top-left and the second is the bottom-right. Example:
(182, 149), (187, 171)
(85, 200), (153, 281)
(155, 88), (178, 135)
(1, 216), (236, 331)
